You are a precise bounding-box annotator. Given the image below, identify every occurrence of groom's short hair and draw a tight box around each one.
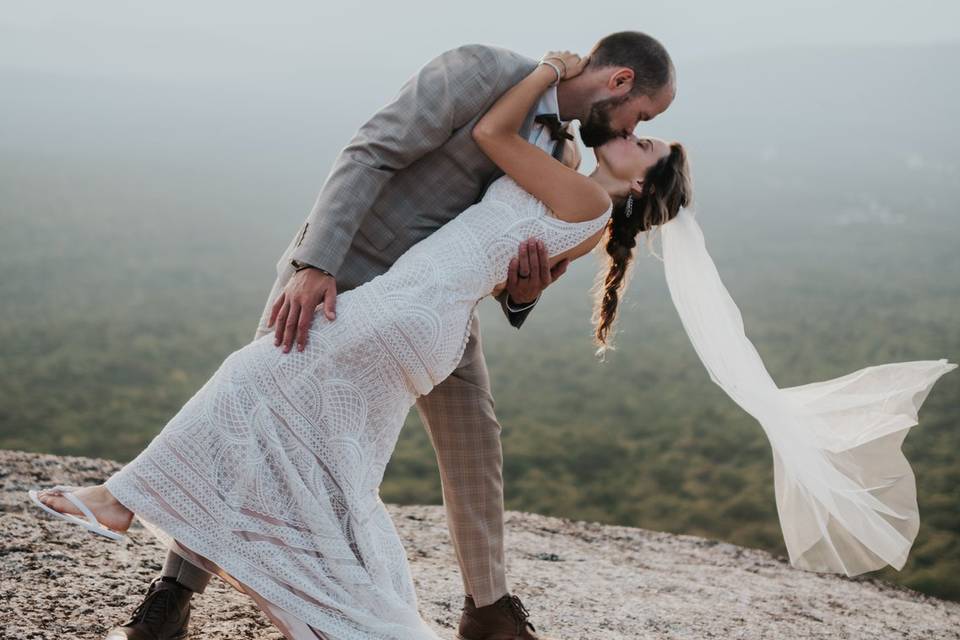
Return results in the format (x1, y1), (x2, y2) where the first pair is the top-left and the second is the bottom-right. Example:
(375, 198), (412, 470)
(589, 31), (675, 97)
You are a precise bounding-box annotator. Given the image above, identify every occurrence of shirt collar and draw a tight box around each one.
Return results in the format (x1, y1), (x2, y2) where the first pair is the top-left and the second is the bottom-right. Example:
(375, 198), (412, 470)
(535, 85), (567, 124)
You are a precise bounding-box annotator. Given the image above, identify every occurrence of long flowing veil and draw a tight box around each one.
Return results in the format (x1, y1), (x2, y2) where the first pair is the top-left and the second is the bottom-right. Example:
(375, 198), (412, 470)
(660, 207), (956, 575)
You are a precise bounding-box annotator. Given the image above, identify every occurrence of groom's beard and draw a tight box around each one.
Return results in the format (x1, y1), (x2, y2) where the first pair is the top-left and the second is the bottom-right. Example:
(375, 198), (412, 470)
(579, 94), (633, 148)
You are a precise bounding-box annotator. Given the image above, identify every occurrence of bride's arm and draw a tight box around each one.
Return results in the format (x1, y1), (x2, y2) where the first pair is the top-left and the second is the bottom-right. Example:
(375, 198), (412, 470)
(472, 54), (611, 222)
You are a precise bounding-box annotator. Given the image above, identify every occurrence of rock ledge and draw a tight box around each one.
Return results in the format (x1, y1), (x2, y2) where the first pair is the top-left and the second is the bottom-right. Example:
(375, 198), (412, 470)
(2, 448), (958, 639)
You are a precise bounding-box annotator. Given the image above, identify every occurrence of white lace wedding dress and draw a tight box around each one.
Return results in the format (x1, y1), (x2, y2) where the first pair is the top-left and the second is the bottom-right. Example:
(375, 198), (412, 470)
(103, 175), (612, 639)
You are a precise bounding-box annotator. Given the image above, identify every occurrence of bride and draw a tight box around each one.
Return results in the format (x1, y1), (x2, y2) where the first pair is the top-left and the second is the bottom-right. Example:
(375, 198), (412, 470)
(27, 47), (956, 639)
(27, 51), (691, 638)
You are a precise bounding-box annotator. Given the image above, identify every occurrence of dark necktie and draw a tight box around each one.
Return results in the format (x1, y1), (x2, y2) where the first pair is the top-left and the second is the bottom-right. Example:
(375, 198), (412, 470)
(534, 113), (574, 141)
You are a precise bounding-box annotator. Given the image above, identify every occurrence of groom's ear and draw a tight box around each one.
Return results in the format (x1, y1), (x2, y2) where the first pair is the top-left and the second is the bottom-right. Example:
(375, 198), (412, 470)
(607, 67), (635, 95)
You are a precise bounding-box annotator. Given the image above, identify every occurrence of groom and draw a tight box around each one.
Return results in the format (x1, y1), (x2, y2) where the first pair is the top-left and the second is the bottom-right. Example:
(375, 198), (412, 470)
(106, 31), (675, 640)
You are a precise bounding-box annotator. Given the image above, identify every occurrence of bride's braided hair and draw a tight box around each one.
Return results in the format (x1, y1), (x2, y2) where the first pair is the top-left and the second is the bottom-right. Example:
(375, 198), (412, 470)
(591, 143), (691, 356)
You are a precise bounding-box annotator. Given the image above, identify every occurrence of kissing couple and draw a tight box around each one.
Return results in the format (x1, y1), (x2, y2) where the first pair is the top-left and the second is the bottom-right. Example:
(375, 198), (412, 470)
(28, 30), (956, 640)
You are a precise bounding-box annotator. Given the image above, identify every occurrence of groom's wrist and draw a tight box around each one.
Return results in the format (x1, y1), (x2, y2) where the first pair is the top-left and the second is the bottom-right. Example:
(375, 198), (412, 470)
(505, 293), (539, 312)
(291, 258), (333, 278)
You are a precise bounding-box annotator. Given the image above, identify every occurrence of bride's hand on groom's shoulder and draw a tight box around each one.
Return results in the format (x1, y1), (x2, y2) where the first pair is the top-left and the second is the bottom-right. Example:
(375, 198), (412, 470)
(268, 269), (338, 353)
(540, 50), (589, 80)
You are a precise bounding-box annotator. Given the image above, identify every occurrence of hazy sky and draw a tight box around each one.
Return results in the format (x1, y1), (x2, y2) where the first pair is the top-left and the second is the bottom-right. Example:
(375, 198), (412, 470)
(3, 1), (959, 81)
(2, 1), (958, 182)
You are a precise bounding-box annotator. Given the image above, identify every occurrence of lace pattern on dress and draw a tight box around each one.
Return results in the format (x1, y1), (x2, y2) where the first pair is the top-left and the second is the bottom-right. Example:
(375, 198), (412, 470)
(104, 174), (611, 639)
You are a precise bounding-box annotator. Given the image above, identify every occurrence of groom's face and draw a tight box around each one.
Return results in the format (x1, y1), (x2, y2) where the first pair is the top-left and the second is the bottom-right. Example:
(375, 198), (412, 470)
(579, 84), (675, 148)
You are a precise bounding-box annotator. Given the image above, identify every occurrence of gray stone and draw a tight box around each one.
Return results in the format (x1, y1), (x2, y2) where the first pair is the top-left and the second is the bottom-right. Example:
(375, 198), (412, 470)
(2, 448), (958, 639)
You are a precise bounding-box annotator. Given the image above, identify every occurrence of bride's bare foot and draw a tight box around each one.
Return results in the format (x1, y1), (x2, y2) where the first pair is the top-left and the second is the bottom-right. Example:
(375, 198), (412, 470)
(37, 484), (134, 533)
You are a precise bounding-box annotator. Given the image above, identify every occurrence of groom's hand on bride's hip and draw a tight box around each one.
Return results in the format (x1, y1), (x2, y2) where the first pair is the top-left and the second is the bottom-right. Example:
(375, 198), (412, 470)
(268, 268), (338, 353)
(506, 237), (569, 305)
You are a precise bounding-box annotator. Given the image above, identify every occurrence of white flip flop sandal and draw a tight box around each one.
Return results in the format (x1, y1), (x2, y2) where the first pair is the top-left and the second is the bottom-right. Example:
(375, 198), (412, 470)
(28, 484), (126, 541)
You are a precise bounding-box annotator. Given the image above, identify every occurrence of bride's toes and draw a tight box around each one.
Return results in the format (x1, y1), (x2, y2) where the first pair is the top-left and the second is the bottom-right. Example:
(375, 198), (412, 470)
(39, 492), (78, 515)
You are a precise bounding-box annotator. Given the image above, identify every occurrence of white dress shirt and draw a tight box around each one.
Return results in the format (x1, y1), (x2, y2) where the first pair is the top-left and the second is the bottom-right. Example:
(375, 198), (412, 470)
(528, 85), (569, 153)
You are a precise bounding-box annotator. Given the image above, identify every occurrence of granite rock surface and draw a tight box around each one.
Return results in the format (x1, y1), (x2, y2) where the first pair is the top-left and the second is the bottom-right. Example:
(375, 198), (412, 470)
(2, 448), (958, 639)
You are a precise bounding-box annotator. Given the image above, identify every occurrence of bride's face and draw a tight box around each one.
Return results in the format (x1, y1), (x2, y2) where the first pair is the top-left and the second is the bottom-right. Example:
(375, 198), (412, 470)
(594, 134), (672, 190)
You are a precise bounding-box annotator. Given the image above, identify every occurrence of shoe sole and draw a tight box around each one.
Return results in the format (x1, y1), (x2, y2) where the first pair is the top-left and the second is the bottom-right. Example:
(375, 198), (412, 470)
(105, 629), (188, 640)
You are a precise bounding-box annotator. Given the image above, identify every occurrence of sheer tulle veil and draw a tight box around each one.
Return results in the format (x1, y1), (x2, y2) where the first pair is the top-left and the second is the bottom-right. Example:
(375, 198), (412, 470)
(659, 206), (956, 575)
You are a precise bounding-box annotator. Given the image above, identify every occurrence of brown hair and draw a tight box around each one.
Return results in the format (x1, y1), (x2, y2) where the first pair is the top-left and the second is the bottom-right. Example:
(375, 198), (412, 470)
(591, 143), (692, 356)
(588, 31), (675, 98)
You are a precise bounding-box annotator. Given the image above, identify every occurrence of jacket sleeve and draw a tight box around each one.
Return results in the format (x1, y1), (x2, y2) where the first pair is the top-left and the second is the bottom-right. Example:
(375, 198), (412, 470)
(290, 45), (505, 277)
(494, 289), (539, 329)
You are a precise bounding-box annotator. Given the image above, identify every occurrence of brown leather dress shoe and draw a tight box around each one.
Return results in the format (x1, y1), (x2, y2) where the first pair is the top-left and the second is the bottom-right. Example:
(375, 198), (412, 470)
(104, 576), (193, 640)
(457, 593), (555, 640)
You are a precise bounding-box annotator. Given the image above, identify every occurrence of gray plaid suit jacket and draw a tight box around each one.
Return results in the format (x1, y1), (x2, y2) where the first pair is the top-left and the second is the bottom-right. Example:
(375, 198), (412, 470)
(287, 44), (567, 328)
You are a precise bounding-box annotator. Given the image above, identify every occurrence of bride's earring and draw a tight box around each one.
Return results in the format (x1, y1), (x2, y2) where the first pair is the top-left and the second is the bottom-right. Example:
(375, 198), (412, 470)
(624, 194), (634, 218)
